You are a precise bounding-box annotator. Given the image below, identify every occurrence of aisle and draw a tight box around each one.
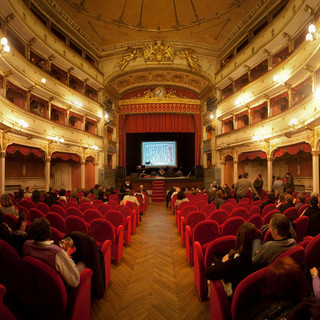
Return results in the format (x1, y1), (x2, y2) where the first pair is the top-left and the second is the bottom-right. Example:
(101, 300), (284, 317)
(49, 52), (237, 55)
(90, 202), (210, 320)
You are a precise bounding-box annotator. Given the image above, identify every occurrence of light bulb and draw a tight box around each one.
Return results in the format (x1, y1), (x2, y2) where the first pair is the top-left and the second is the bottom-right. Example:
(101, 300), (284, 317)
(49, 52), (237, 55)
(306, 33), (313, 42)
(309, 24), (316, 34)
(3, 45), (10, 53)
(41, 78), (46, 84)
(1, 37), (8, 46)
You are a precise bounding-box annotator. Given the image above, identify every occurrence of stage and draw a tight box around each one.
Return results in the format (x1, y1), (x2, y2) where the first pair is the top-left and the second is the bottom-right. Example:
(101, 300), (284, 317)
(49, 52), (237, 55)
(116, 175), (204, 191)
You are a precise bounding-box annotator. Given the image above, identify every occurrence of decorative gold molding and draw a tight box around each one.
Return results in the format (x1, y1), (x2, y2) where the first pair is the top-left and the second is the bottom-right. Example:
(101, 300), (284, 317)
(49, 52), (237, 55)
(143, 41), (174, 63)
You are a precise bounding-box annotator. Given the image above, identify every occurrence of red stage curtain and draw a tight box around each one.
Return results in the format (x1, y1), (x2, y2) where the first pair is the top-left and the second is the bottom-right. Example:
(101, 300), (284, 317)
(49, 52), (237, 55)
(119, 113), (201, 166)
(51, 152), (80, 162)
(238, 151), (267, 162)
(273, 142), (311, 159)
(6, 144), (45, 160)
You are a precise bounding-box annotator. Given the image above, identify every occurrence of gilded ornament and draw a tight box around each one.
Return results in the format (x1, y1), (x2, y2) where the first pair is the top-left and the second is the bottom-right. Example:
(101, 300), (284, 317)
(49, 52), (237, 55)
(119, 48), (140, 71)
(143, 40), (174, 63)
(177, 48), (201, 72)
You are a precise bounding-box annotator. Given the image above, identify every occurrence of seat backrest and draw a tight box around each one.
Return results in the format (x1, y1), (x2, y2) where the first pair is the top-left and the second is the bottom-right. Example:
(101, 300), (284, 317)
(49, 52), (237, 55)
(195, 200), (207, 209)
(115, 205), (131, 217)
(178, 201), (191, 212)
(201, 204), (217, 216)
(97, 203), (113, 215)
(274, 246), (305, 264)
(229, 207), (248, 220)
(220, 217), (245, 237)
(83, 209), (103, 222)
(22, 256), (68, 319)
(66, 207), (83, 218)
(235, 202), (249, 210)
(89, 218), (115, 244)
(293, 216), (309, 243)
(29, 208), (45, 222)
(50, 227), (64, 245)
(185, 211), (206, 230)
(181, 205), (198, 219)
(4, 213), (18, 228)
(92, 199), (104, 208)
(56, 200), (66, 208)
(80, 203), (95, 212)
(46, 212), (66, 233)
(261, 204), (276, 217)
(298, 203), (310, 215)
(108, 200), (120, 209)
(79, 198), (90, 206)
(225, 198), (237, 206)
(18, 205), (29, 216)
(250, 200), (262, 208)
(208, 209), (228, 225)
(219, 203), (234, 214)
(125, 201), (137, 212)
(231, 267), (268, 320)
(247, 214), (262, 230)
(283, 207), (299, 221)
(247, 206), (261, 217)
(193, 220), (220, 246)
(105, 210), (126, 229)
(108, 194), (120, 202)
(262, 209), (279, 225)
(304, 233), (320, 267)
(36, 202), (50, 214)
(239, 197), (250, 203)
(50, 204), (66, 218)
(65, 215), (88, 234)
(204, 235), (236, 270)
(21, 199), (36, 210)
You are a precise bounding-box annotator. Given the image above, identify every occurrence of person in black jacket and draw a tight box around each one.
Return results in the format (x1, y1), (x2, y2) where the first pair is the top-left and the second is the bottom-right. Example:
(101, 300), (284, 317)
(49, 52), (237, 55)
(205, 223), (259, 292)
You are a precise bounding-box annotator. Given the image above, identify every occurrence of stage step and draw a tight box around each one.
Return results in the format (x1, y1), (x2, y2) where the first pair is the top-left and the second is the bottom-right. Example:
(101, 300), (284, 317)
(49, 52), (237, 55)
(152, 181), (165, 202)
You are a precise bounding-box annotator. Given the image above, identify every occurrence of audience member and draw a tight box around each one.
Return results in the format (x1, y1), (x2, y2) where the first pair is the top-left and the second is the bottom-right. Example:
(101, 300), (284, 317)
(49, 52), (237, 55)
(252, 214), (296, 268)
(0, 209), (12, 243)
(15, 188), (25, 202)
(43, 188), (58, 207)
(234, 172), (257, 201)
(214, 190), (225, 209)
(253, 173), (263, 197)
(92, 184), (103, 198)
(310, 267), (320, 298)
(97, 190), (107, 202)
(206, 223), (259, 292)
(70, 189), (79, 203)
(121, 190), (139, 207)
(31, 190), (41, 204)
(11, 212), (28, 255)
(174, 191), (189, 208)
(81, 190), (91, 202)
(275, 191), (285, 208)
(294, 193), (306, 211)
(279, 194), (295, 213)
(119, 178), (132, 200)
(260, 191), (276, 210)
(166, 187), (175, 207)
(300, 196), (320, 236)
(58, 189), (67, 203)
(285, 172), (295, 193)
(0, 194), (18, 217)
(273, 176), (284, 194)
(24, 186), (32, 198)
(22, 217), (80, 287)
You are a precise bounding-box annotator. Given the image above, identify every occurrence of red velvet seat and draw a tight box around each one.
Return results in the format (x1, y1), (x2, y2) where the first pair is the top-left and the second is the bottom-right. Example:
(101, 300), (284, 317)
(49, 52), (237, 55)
(220, 217), (245, 237)
(193, 220), (220, 255)
(261, 203), (276, 217)
(298, 203), (309, 215)
(29, 208), (45, 222)
(108, 194), (120, 202)
(18, 205), (29, 217)
(208, 209), (228, 225)
(247, 213), (262, 230)
(195, 200), (207, 209)
(175, 201), (192, 225)
(66, 201), (80, 209)
(194, 235), (236, 300)
(177, 205), (198, 234)
(66, 207), (83, 218)
(136, 196), (145, 216)
(56, 200), (67, 208)
(225, 198), (237, 206)
(80, 202), (95, 212)
(83, 209), (103, 223)
(20, 199), (36, 210)
(105, 210), (131, 247)
(125, 201), (140, 226)
(46, 212), (66, 233)
(283, 207), (299, 221)
(247, 205), (261, 217)
(201, 204), (217, 217)
(235, 202), (249, 210)
(101, 240), (112, 289)
(36, 202), (50, 214)
(108, 200), (120, 209)
(51, 204), (66, 218)
(0, 284), (16, 320)
(116, 204), (136, 234)
(65, 215), (89, 234)
(262, 209), (279, 225)
(22, 256), (93, 320)
(50, 227), (65, 245)
(4, 213), (18, 228)
(97, 203), (113, 215)
(229, 207), (248, 220)
(263, 229), (273, 243)
(89, 218), (124, 264)
(231, 267), (268, 320)
(210, 279), (231, 320)
(92, 199), (104, 209)
(304, 233), (320, 267)
(250, 200), (262, 208)
(294, 216), (309, 243)
(79, 198), (90, 206)
(219, 203), (234, 214)
(239, 197), (250, 203)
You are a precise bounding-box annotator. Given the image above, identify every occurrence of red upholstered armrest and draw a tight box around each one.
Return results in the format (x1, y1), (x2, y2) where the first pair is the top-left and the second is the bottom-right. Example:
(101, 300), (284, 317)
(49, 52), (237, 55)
(115, 225), (124, 245)
(125, 216), (131, 230)
(67, 268), (93, 320)
(194, 241), (204, 273)
(186, 225), (193, 248)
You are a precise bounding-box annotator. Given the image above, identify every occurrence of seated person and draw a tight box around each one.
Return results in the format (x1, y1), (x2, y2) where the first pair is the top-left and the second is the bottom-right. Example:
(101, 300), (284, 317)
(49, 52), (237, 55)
(294, 193), (305, 211)
(300, 196), (320, 236)
(81, 190), (91, 202)
(22, 218), (80, 287)
(31, 190), (41, 204)
(174, 191), (189, 208)
(121, 190), (139, 207)
(260, 191), (276, 210)
(206, 223), (259, 293)
(43, 188), (58, 207)
(252, 214), (296, 268)
(213, 190), (225, 209)
(0, 194), (18, 217)
(24, 186), (32, 198)
(279, 194), (295, 213)
(58, 189), (67, 203)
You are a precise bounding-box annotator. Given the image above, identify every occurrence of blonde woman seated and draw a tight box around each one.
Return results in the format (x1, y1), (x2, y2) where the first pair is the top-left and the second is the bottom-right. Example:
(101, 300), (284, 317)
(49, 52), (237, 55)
(0, 194), (18, 218)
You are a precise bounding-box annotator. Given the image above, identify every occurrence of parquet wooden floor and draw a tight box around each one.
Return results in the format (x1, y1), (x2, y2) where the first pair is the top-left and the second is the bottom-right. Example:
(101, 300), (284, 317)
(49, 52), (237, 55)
(91, 202), (210, 320)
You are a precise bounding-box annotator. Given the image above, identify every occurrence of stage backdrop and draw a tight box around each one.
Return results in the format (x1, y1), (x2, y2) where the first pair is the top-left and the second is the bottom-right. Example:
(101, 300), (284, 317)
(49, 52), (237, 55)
(126, 132), (195, 175)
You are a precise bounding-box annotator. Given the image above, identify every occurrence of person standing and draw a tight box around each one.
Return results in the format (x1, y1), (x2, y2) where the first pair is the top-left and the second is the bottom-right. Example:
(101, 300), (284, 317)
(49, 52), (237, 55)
(273, 176), (284, 194)
(253, 173), (263, 197)
(285, 172), (294, 193)
(234, 172), (257, 201)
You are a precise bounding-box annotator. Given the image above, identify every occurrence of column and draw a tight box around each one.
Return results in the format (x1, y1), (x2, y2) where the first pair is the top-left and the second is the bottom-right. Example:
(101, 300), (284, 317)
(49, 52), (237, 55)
(233, 160), (238, 185)
(82, 116), (86, 131)
(81, 161), (86, 189)
(220, 161), (225, 186)
(0, 152), (5, 196)
(312, 151), (319, 194)
(94, 163), (99, 185)
(266, 97), (271, 118)
(44, 157), (51, 192)
(267, 156), (273, 192)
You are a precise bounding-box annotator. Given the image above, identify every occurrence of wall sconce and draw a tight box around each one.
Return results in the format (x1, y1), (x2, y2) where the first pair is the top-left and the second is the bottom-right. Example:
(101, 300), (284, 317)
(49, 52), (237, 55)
(252, 135), (263, 143)
(103, 111), (111, 125)
(210, 114), (214, 120)
(289, 118), (300, 131)
(90, 145), (98, 150)
(41, 78), (46, 84)
(0, 37), (10, 55)
(18, 119), (29, 129)
(74, 101), (83, 108)
(53, 136), (64, 143)
(306, 24), (317, 43)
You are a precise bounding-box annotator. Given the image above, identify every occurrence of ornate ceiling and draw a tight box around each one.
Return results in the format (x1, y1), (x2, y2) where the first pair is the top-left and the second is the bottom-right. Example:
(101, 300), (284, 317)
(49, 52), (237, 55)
(39, 0), (276, 52)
